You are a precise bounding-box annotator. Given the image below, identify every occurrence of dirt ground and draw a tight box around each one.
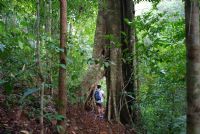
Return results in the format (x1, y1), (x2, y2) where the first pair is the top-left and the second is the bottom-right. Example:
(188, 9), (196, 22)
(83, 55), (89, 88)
(0, 90), (135, 134)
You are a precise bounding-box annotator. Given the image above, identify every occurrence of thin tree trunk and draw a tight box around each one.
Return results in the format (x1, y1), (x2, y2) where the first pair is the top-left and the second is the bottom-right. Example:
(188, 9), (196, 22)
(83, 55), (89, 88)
(40, 82), (44, 134)
(45, 0), (53, 95)
(48, 0), (53, 95)
(185, 0), (200, 133)
(45, 0), (52, 35)
(36, 0), (41, 68)
(36, 0), (44, 133)
(58, 0), (67, 134)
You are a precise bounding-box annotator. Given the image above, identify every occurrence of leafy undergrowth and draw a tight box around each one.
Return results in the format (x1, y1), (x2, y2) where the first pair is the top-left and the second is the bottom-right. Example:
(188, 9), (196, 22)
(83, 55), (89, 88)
(0, 89), (135, 134)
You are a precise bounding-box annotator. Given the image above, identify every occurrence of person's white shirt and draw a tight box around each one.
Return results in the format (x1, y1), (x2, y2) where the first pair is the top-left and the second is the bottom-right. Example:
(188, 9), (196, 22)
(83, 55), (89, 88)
(96, 88), (104, 103)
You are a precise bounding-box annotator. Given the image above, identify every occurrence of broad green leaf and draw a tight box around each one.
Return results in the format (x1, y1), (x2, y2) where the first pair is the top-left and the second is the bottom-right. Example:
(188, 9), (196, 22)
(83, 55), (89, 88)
(4, 83), (13, 94)
(18, 41), (23, 49)
(0, 44), (5, 52)
(20, 88), (39, 103)
(0, 21), (4, 33)
(59, 64), (66, 69)
(0, 80), (7, 85)
(104, 62), (109, 67)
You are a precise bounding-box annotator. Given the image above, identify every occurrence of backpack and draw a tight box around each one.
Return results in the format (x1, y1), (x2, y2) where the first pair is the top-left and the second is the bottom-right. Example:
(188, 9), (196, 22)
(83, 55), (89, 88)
(94, 90), (101, 101)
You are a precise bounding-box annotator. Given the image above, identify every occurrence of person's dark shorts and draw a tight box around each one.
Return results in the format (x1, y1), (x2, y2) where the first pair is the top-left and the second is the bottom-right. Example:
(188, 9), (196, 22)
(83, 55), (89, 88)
(96, 103), (102, 108)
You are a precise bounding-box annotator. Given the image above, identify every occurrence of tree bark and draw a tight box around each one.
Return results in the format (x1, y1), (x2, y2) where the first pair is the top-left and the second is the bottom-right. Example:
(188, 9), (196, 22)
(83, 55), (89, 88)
(35, 0), (44, 133)
(58, 0), (67, 134)
(36, 0), (41, 69)
(81, 0), (107, 97)
(120, 0), (135, 125)
(81, 0), (138, 126)
(45, 0), (52, 35)
(45, 0), (53, 95)
(185, 0), (200, 133)
(106, 0), (123, 122)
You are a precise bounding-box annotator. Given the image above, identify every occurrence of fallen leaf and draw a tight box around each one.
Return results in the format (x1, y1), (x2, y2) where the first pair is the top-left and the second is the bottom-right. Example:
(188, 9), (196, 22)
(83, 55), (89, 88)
(100, 131), (108, 134)
(71, 131), (76, 134)
(20, 130), (29, 134)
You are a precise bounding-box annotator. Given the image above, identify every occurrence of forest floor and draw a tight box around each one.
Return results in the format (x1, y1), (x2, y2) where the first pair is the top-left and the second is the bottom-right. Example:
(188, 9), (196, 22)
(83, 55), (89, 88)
(0, 88), (135, 134)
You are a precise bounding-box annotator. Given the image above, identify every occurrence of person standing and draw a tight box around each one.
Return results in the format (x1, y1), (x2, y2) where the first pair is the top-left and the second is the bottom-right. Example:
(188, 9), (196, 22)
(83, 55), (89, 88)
(94, 85), (105, 118)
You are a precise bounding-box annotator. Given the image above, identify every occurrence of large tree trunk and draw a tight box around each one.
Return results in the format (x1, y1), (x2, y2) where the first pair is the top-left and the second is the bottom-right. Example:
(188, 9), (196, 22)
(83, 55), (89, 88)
(105, 0), (138, 125)
(106, 0), (123, 122)
(82, 0), (138, 126)
(120, 0), (135, 125)
(185, 0), (200, 133)
(58, 0), (67, 134)
(120, 0), (143, 128)
(81, 0), (107, 98)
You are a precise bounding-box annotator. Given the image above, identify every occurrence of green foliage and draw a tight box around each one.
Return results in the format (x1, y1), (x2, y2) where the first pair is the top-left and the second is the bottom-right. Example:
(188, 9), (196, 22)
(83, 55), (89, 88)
(45, 112), (65, 121)
(0, 3), (97, 133)
(0, 1), (36, 92)
(0, 0), (97, 100)
(68, 0), (97, 20)
(135, 1), (186, 133)
(4, 94), (19, 110)
(0, 80), (7, 85)
(134, 0), (161, 4)
(66, 7), (97, 103)
(20, 87), (40, 103)
(56, 125), (64, 133)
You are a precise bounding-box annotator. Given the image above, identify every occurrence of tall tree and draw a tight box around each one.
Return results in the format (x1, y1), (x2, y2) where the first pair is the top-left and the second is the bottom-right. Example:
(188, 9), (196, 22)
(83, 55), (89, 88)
(58, 0), (67, 133)
(185, 0), (200, 133)
(80, 0), (107, 94)
(120, 0), (135, 125)
(36, 0), (40, 68)
(45, 0), (52, 35)
(105, 0), (137, 125)
(82, 0), (137, 125)
(45, 0), (53, 95)
(106, 0), (123, 122)
(35, 0), (45, 133)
